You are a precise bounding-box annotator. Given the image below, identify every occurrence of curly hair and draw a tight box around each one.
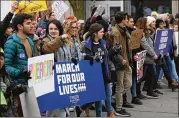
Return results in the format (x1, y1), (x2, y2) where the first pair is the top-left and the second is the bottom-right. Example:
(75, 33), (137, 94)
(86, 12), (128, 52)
(63, 16), (79, 46)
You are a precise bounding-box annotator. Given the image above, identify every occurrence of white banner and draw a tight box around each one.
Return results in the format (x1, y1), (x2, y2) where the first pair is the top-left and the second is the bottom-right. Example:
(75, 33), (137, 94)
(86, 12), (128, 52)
(20, 87), (41, 117)
(0, 1), (11, 21)
(52, 0), (69, 20)
(136, 50), (147, 82)
(28, 53), (55, 97)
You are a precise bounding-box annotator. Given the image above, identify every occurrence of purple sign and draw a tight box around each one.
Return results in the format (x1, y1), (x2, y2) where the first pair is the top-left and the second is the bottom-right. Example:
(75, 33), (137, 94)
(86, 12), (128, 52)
(154, 29), (174, 55)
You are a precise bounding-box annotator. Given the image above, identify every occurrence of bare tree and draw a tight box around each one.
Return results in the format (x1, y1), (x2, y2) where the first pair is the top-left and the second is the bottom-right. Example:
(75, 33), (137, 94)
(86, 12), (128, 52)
(69, 0), (84, 19)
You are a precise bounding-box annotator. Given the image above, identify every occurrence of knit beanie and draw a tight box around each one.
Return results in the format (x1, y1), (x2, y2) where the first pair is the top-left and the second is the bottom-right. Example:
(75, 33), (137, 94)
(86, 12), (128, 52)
(151, 11), (158, 16)
(147, 16), (156, 25)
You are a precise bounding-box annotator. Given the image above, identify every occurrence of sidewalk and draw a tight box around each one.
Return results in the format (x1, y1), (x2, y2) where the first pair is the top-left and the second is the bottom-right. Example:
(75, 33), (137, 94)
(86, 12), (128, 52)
(70, 81), (178, 117)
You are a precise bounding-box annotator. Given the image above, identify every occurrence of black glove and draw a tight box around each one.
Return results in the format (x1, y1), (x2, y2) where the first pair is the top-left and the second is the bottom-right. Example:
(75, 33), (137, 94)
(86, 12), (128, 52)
(85, 55), (94, 66)
(173, 45), (177, 50)
(19, 69), (31, 83)
(12, 85), (27, 96)
(71, 58), (78, 65)
(95, 56), (101, 63)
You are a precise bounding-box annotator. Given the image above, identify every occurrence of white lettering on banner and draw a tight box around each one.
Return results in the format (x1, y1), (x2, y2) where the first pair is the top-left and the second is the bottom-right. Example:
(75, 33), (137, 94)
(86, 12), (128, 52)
(57, 73), (85, 85)
(160, 50), (164, 55)
(58, 83), (86, 95)
(56, 63), (87, 96)
(161, 31), (168, 36)
(160, 37), (168, 43)
(70, 95), (80, 104)
(56, 64), (80, 73)
(159, 43), (167, 50)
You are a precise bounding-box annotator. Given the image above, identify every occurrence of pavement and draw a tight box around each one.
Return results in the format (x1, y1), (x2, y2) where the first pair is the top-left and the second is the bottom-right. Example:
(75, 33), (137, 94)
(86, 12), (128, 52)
(69, 80), (178, 117)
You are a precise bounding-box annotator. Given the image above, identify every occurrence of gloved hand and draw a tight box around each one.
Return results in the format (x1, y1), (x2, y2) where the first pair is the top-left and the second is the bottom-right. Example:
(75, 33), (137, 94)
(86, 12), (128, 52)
(19, 68), (31, 83)
(95, 56), (101, 63)
(71, 58), (78, 65)
(12, 85), (27, 96)
(85, 55), (94, 66)
(173, 45), (177, 50)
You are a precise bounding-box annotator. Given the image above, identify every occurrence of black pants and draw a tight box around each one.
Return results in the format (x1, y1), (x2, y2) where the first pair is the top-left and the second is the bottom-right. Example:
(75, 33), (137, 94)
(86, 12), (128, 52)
(137, 64), (157, 94)
(174, 56), (179, 77)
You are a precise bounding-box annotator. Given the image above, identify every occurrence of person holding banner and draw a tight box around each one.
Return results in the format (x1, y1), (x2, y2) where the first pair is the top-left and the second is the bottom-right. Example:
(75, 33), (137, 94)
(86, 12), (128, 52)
(154, 19), (179, 91)
(4, 13), (35, 116)
(45, 16), (81, 117)
(79, 23), (114, 117)
(139, 17), (159, 98)
(38, 20), (67, 55)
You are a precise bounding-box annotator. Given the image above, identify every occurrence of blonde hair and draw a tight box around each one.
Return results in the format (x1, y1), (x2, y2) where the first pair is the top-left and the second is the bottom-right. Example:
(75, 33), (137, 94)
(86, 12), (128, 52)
(63, 16), (79, 46)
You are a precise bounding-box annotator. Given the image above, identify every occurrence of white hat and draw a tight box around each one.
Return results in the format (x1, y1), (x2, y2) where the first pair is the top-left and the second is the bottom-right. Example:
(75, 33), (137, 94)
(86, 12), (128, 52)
(146, 16), (156, 25)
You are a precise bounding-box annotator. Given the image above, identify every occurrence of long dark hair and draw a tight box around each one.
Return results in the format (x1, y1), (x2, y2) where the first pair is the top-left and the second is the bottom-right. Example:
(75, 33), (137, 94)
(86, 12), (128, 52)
(135, 17), (150, 37)
(85, 23), (103, 41)
(46, 20), (63, 36)
(156, 19), (164, 29)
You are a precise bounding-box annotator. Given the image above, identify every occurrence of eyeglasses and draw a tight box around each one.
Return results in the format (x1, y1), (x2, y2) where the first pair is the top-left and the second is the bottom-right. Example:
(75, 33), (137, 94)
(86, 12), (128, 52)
(71, 26), (78, 29)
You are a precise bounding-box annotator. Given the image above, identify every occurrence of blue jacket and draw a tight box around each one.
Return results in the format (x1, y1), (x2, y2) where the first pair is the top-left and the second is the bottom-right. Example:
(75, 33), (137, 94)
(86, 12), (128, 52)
(82, 39), (109, 81)
(4, 33), (35, 84)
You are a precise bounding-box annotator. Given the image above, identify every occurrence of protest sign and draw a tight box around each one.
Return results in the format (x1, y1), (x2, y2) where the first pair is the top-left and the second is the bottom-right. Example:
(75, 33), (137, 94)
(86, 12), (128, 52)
(14, 0), (47, 14)
(154, 29), (174, 55)
(131, 29), (143, 49)
(52, 0), (69, 20)
(28, 54), (54, 97)
(19, 87), (41, 117)
(0, 1), (11, 21)
(136, 50), (147, 82)
(37, 60), (105, 112)
(93, 5), (105, 17)
(174, 32), (178, 55)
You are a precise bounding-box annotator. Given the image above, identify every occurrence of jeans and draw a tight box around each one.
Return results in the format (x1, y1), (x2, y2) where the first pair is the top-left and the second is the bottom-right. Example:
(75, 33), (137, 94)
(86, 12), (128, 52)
(156, 61), (174, 89)
(164, 56), (178, 81)
(131, 67), (137, 97)
(104, 83), (113, 114)
(158, 69), (164, 81)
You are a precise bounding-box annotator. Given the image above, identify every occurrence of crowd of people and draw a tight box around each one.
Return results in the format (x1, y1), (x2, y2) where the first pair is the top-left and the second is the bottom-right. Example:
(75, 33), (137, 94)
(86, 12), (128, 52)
(0, 1), (179, 117)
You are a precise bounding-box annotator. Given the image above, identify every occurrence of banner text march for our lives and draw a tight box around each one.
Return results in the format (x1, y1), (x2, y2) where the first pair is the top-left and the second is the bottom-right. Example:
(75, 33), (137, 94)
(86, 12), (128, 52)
(154, 29), (174, 55)
(37, 60), (106, 112)
(56, 63), (86, 96)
